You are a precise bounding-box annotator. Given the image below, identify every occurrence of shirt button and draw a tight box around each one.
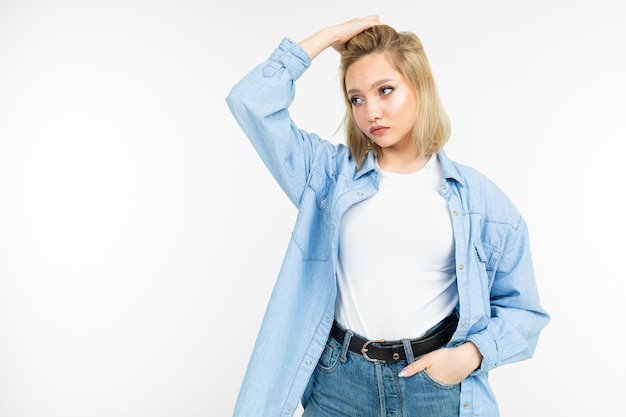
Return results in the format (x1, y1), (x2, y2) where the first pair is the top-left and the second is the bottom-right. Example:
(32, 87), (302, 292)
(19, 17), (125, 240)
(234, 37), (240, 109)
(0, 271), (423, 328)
(441, 184), (448, 190)
(306, 360), (312, 366)
(285, 409), (290, 414)
(463, 402), (470, 409)
(320, 199), (327, 208)
(357, 191), (363, 196)
(461, 322), (468, 329)
(458, 264), (465, 271)
(453, 210), (459, 216)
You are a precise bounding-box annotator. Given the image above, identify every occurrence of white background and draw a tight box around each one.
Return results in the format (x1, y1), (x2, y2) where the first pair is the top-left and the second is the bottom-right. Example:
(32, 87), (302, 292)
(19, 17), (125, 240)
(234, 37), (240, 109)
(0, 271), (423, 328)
(1, 0), (624, 416)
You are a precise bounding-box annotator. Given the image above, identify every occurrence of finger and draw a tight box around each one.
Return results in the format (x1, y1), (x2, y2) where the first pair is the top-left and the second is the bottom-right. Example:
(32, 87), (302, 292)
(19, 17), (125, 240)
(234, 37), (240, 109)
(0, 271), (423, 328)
(332, 16), (383, 53)
(361, 15), (381, 24)
(398, 358), (427, 378)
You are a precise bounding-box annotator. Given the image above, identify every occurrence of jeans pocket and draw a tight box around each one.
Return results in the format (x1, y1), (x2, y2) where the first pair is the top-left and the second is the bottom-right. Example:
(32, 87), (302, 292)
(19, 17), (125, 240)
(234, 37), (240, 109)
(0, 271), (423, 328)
(418, 370), (460, 390)
(315, 336), (342, 373)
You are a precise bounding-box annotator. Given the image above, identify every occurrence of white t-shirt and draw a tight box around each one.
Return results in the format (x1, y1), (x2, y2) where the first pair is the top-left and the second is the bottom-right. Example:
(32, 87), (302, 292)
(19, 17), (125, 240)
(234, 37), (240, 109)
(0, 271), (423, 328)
(335, 154), (458, 340)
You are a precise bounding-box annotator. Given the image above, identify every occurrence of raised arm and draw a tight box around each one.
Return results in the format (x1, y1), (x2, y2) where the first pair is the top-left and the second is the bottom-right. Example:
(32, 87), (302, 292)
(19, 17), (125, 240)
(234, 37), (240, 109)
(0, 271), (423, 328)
(226, 16), (382, 206)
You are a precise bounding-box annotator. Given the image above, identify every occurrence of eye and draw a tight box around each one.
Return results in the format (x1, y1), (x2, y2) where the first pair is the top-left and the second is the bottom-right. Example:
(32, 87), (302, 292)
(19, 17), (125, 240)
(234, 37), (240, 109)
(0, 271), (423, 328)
(350, 96), (363, 105)
(380, 86), (393, 96)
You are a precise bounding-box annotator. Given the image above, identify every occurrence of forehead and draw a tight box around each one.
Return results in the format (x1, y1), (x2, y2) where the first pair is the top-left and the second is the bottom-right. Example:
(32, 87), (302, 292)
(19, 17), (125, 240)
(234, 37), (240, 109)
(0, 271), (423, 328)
(345, 53), (401, 90)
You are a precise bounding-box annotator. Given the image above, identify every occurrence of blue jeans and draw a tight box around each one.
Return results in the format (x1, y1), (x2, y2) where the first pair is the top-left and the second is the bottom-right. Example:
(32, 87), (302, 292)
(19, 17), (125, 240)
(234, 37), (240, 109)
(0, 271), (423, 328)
(302, 323), (460, 417)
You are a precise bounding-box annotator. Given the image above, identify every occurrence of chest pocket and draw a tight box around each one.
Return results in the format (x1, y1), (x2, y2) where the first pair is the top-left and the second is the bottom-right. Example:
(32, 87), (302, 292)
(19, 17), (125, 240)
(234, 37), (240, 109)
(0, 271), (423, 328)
(292, 169), (335, 261)
(473, 239), (502, 302)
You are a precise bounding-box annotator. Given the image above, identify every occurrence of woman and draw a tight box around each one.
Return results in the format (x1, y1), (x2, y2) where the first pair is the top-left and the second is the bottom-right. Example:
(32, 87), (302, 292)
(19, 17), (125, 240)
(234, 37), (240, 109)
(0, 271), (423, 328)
(226, 16), (549, 417)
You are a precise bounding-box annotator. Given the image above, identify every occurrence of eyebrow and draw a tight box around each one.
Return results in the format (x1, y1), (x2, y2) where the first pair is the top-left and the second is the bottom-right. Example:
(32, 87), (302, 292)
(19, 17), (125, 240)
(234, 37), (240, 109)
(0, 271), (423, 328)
(347, 79), (395, 95)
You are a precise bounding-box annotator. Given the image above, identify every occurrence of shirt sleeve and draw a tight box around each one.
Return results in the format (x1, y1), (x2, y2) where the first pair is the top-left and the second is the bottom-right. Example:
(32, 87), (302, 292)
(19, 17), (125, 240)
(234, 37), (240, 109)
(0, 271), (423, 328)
(225, 37), (332, 207)
(467, 216), (550, 374)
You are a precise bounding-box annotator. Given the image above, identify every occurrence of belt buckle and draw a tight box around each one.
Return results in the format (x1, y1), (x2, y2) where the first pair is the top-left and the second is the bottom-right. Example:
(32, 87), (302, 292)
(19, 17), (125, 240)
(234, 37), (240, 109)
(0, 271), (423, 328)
(361, 339), (385, 362)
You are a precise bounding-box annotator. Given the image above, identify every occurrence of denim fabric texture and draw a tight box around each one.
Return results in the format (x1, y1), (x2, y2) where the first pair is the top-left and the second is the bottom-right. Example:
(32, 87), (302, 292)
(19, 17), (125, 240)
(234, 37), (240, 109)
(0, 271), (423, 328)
(302, 322), (461, 417)
(225, 37), (550, 417)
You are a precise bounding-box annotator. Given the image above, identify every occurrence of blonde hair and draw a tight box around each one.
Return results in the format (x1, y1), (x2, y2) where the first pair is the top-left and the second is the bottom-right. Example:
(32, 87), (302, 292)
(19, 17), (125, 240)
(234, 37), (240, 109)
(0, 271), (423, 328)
(340, 25), (451, 169)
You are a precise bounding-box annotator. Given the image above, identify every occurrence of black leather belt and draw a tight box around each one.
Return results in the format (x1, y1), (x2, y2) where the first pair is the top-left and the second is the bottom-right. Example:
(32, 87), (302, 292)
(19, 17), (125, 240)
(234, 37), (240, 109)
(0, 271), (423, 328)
(330, 313), (459, 363)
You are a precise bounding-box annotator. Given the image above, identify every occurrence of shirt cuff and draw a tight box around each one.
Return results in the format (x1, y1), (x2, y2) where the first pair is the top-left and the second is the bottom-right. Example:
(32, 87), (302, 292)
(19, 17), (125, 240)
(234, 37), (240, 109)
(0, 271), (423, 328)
(266, 37), (312, 81)
(467, 331), (499, 374)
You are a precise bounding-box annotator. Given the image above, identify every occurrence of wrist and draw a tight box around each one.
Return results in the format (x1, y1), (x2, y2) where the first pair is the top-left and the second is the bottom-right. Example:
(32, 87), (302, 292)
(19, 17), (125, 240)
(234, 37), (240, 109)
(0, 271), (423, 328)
(459, 341), (483, 372)
(298, 27), (339, 60)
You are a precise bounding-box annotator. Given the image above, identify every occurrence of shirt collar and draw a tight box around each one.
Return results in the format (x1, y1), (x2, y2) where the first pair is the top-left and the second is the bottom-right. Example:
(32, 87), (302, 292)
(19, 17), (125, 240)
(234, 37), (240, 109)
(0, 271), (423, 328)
(355, 149), (465, 185)
(437, 150), (465, 185)
(353, 151), (378, 180)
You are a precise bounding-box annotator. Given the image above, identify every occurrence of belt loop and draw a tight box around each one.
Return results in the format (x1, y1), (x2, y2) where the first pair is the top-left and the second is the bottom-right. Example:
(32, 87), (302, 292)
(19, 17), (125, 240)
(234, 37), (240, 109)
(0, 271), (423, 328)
(401, 339), (416, 364)
(339, 327), (353, 362)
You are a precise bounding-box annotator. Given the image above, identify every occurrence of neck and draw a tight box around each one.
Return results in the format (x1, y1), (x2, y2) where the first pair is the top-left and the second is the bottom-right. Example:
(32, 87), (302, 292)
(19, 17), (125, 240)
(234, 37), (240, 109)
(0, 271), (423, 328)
(377, 151), (431, 174)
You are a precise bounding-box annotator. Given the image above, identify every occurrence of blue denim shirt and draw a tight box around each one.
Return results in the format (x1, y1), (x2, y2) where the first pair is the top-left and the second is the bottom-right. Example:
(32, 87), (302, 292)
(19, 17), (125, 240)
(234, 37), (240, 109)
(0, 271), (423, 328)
(226, 37), (549, 417)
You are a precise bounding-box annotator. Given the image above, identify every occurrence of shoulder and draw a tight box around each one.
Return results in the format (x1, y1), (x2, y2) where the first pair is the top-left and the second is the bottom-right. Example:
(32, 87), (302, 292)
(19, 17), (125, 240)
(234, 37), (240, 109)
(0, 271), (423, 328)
(308, 137), (350, 164)
(306, 139), (354, 179)
(439, 152), (522, 226)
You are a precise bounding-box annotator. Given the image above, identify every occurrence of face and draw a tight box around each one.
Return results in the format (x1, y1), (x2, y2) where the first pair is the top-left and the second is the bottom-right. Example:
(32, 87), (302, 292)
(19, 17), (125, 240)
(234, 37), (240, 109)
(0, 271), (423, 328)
(345, 52), (418, 154)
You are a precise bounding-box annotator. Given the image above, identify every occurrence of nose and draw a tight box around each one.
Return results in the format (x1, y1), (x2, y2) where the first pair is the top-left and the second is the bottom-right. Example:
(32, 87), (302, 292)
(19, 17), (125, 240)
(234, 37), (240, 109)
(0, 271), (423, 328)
(367, 102), (382, 122)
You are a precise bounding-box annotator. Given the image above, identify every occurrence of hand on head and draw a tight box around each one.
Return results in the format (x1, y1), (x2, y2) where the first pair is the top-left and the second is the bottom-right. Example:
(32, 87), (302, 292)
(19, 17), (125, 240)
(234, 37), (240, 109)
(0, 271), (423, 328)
(330, 15), (383, 53)
(299, 15), (383, 60)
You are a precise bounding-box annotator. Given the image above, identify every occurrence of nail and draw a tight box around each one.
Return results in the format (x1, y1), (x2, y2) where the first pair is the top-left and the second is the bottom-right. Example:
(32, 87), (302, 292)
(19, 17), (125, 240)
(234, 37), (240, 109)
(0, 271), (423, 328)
(398, 370), (408, 378)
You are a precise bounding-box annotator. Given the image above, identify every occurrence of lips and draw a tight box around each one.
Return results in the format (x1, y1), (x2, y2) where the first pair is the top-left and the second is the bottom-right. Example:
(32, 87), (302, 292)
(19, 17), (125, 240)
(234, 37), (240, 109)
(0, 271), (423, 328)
(369, 126), (389, 136)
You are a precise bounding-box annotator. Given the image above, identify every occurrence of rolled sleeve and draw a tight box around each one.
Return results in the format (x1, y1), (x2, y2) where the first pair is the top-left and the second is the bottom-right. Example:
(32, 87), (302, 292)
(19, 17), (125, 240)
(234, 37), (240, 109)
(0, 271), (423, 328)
(267, 37), (311, 80)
